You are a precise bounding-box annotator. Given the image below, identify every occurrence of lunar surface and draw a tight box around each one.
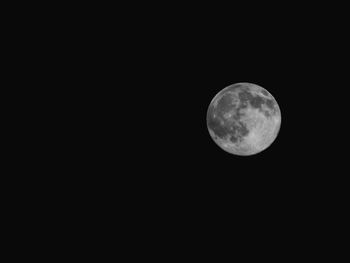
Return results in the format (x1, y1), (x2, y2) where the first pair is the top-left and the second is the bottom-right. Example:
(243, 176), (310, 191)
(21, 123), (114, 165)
(207, 83), (281, 156)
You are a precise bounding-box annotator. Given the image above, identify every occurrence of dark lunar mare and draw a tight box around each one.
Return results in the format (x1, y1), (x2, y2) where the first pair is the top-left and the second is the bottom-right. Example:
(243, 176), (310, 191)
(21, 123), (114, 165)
(207, 88), (276, 143)
(207, 92), (249, 143)
(238, 89), (276, 117)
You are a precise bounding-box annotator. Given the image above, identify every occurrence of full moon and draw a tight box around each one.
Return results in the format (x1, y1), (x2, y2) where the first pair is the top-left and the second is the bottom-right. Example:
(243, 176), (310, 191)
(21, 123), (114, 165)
(207, 82), (281, 156)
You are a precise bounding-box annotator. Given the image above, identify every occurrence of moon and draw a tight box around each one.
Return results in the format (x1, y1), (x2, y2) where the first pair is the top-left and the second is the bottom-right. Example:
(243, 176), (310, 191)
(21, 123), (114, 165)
(207, 83), (281, 156)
